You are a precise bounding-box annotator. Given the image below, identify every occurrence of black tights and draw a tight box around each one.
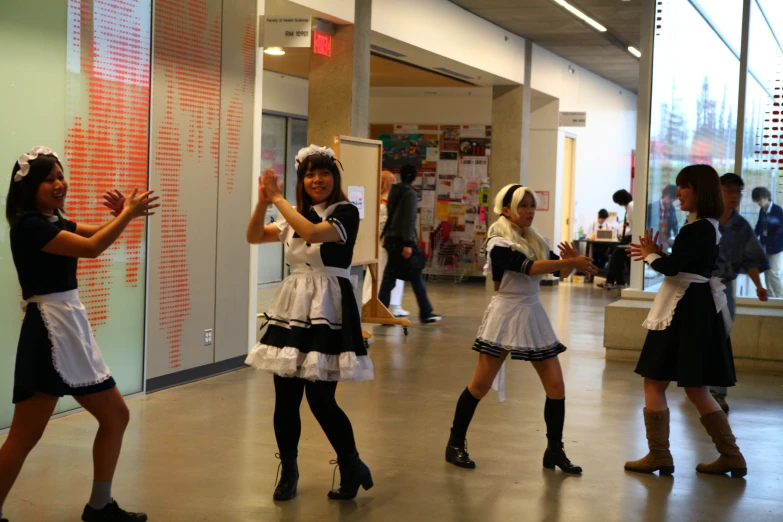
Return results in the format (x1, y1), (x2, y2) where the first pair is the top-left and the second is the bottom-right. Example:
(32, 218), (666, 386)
(273, 375), (357, 459)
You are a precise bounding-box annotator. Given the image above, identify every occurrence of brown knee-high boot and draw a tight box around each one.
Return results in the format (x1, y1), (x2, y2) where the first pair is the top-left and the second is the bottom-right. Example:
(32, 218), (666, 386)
(625, 408), (674, 475)
(696, 410), (747, 478)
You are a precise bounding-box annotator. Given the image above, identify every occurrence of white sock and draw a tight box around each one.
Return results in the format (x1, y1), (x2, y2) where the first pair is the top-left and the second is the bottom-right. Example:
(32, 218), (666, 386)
(88, 481), (112, 509)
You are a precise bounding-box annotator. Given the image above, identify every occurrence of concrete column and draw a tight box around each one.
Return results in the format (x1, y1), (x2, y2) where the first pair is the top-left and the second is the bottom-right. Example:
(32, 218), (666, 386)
(491, 85), (526, 199)
(307, 0), (371, 146)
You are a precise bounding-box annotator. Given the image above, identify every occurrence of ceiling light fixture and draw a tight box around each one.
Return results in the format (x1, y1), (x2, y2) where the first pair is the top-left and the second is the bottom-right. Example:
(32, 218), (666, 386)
(627, 46), (641, 58)
(552, 0), (607, 32)
(264, 47), (285, 56)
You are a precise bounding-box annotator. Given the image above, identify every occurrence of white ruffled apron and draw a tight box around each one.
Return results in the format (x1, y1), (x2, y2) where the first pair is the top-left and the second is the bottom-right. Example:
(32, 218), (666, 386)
(642, 273), (733, 337)
(22, 290), (112, 387)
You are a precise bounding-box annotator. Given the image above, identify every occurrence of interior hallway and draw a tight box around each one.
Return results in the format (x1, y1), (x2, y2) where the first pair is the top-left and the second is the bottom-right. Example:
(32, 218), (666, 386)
(2, 282), (782, 522)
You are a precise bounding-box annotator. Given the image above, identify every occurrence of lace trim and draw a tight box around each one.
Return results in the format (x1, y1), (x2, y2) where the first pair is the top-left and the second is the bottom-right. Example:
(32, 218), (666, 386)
(642, 284), (688, 331)
(37, 304), (113, 388)
(245, 344), (374, 382)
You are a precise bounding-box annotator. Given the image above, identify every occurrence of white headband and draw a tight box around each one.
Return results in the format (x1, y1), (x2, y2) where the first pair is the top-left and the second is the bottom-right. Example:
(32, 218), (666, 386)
(295, 144), (336, 169)
(15, 146), (59, 182)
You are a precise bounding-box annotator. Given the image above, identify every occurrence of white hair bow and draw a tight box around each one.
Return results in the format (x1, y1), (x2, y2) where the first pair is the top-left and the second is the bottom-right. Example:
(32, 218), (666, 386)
(295, 144), (336, 169)
(15, 146), (59, 182)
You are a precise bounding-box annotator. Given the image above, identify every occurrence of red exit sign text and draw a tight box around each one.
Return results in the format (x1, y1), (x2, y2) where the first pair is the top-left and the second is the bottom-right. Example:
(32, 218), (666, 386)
(313, 31), (331, 57)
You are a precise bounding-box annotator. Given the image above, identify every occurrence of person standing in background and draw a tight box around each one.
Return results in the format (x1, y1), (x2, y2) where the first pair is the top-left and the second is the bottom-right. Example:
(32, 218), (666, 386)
(647, 185), (679, 253)
(362, 170), (409, 317)
(379, 164), (443, 324)
(752, 186), (783, 297)
(599, 189), (634, 289)
(712, 174), (769, 413)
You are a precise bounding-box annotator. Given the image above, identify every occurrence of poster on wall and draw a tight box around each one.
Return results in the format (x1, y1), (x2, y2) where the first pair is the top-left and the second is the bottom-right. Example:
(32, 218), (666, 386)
(460, 125), (486, 138)
(442, 126), (460, 151)
(534, 190), (550, 211)
(459, 139), (486, 156)
(348, 186), (365, 219)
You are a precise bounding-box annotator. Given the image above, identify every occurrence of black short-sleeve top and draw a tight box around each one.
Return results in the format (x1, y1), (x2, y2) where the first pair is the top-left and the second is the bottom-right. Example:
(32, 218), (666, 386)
(275, 202), (360, 272)
(10, 212), (78, 300)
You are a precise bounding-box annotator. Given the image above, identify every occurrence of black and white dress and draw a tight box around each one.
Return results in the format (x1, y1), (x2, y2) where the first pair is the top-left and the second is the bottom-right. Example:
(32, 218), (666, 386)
(10, 212), (116, 404)
(635, 216), (736, 387)
(474, 237), (567, 360)
(246, 202), (374, 381)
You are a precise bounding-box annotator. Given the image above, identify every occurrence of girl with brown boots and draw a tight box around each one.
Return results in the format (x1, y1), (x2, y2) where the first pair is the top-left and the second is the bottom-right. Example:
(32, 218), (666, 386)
(625, 165), (746, 478)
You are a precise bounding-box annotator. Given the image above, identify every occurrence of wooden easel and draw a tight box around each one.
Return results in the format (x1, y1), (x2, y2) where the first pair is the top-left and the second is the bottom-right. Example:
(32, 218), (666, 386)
(332, 135), (410, 342)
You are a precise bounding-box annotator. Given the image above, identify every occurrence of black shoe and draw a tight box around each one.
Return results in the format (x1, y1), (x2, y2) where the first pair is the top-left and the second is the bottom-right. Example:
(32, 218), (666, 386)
(421, 314), (443, 324)
(543, 442), (583, 474)
(327, 452), (374, 500)
(273, 452), (299, 501)
(82, 500), (147, 522)
(715, 396), (730, 414)
(445, 440), (476, 469)
(1, 518), (8, 522)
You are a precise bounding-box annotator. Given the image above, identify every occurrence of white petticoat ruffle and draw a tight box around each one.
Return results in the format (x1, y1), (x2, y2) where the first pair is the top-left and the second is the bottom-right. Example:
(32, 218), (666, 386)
(245, 344), (374, 382)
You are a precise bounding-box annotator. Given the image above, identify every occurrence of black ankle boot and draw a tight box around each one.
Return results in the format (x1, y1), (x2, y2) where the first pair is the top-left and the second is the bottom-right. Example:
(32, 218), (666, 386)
(273, 452), (299, 501)
(327, 451), (373, 500)
(445, 432), (476, 469)
(543, 441), (582, 474)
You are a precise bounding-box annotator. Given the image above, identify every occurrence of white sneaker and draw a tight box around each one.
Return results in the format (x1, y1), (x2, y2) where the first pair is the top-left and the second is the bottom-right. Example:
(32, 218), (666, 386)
(389, 305), (410, 317)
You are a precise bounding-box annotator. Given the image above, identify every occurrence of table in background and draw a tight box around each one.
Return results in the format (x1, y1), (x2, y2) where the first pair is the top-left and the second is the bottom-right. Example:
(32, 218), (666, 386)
(574, 239), (621, 282)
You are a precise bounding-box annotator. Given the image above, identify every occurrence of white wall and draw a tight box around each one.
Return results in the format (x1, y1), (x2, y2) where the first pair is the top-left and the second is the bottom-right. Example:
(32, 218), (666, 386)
(262, 70), (308, 116)
(527, 100), (563, 245)
(292, 0), (526, 84)
(369, 88), (491, 125)
(531, 44), (638, 239)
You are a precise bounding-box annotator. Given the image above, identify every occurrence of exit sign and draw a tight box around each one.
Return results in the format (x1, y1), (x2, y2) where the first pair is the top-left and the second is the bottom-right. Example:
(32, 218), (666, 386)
(313, 30), (332, 57)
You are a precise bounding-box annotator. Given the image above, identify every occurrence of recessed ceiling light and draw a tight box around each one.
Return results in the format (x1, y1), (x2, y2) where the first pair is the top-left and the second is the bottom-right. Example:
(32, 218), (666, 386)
(628, 46), (641, 58)
(552, 0), (607, 32)
(264, 47), (285, 56)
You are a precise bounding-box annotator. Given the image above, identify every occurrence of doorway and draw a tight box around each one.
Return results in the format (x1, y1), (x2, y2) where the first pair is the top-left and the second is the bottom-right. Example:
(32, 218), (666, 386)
(561, 136), (576, 241)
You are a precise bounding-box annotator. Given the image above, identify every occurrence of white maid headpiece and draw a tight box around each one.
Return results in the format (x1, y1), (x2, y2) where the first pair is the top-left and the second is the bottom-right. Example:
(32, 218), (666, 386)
(295, 144), (336, 169)
(15, 146), (59, 182)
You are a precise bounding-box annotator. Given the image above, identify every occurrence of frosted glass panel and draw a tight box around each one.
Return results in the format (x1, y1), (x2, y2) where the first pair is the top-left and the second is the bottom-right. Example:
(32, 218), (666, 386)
(0, 0), (150, 427)
(258, 115), (287, 284)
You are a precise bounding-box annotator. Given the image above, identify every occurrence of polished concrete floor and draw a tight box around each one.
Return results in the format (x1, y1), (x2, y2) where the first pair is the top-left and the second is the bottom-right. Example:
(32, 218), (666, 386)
(2, 282), (783, 522)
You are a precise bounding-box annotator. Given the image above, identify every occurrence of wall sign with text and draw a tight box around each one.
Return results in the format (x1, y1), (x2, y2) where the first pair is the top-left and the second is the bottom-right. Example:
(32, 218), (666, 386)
(263, 16), (312, 48)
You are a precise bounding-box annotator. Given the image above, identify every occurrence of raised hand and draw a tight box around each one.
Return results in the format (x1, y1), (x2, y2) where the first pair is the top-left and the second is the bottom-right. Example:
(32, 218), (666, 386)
(257, 174), (274, 206)
(262, 168), (284, 203)
(572, 255), (598, 275)
(558, 241), (579, 260)
(628, 228), (661, 262)
(122, 189), (160, 218)
(103, 190), (126, 217)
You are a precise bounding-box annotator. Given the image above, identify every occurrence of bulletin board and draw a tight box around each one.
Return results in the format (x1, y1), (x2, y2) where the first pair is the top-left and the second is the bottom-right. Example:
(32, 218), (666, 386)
(332, 135), (382, 266)
(371, 124), (492, 277)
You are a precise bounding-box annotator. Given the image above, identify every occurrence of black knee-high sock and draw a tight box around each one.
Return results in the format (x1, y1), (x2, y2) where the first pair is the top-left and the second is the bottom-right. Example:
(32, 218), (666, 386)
(449, 387), (481, 446)
(544, 397), (565, 444)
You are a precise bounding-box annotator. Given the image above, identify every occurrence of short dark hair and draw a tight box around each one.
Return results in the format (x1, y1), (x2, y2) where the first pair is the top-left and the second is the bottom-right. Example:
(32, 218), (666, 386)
(752, 186), (771, 202)
(400, 164), (417, 184)
(598, 208), (609, 219)
(295, 153), (347, 217)
(612, 189), (633, 206)
(662, 185), (678, 199)
(720, 173), (744, 188)
(6, 153), (64, 226)
(675, 164), (723, 220)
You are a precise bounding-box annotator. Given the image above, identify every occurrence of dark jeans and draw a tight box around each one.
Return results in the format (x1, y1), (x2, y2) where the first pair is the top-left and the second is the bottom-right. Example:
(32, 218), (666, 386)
(607, 238), (631, 284)
(378, 257), (434, 319)
(710, 281), (737, 399)
(273, 375), (357, 459)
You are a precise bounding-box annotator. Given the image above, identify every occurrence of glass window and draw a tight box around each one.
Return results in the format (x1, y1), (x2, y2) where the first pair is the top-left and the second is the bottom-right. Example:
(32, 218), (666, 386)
(736, 0), (783, 299)
(258, 114), (287, 285)
(645, 0), (742, 290)
(287, 118), (308, 205)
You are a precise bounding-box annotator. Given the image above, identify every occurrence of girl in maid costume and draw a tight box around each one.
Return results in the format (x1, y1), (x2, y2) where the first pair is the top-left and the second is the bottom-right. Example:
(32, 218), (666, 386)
(0, 147), (157, 522)
(445, 184), (597, 474)
(245, 145), (374, 501)
(625, 164), (746, 478)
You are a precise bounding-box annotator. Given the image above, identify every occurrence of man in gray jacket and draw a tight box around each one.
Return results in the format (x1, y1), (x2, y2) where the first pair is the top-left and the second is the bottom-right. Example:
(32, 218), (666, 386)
(379, 165), (443, 323)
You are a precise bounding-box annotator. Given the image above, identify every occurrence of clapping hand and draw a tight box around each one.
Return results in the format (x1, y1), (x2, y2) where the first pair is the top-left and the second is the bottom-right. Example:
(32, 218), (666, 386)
(558, 241), (579, 260)
(122, 189), (160, 218)
(628, 228), (663, 262)
(257, 170), (275, 206)
(103, 190), (126, 217)
(262, 169), (284, 204)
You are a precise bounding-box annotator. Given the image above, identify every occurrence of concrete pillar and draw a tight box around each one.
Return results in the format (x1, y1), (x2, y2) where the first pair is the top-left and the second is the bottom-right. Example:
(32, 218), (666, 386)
(491, 85), (526, 197)
(307, 0), (371, 146)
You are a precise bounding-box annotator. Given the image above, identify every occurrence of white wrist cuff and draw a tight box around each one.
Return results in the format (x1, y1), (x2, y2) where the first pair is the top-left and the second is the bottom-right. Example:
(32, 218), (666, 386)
(645, 253), (662, 265)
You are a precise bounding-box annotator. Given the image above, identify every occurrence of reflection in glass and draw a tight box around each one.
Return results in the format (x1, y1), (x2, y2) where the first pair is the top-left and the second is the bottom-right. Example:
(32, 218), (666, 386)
(258, 115), (287, 284)
(645, 0), (741, 290)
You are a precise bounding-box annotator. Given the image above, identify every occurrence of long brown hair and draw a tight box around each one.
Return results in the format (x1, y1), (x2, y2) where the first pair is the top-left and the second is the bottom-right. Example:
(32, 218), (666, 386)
(295, 153), (347, 216)
(6, 154), (66, 226)
(675, 164), (724, 219)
